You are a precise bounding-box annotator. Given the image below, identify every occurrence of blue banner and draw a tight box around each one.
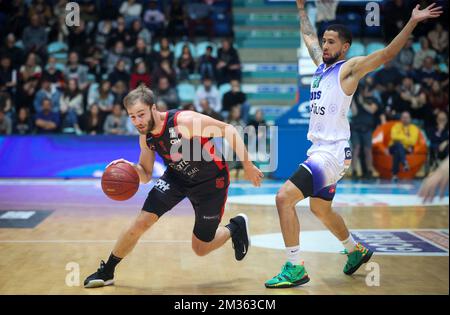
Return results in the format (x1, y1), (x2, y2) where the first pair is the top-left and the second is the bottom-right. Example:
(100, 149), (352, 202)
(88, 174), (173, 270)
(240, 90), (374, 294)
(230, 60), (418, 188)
(0, 135), (165, 178)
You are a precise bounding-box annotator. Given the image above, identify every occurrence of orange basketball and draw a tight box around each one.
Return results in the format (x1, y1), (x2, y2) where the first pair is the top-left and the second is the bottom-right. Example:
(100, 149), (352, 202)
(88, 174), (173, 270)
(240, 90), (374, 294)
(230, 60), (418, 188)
(101, 162), (139, 201)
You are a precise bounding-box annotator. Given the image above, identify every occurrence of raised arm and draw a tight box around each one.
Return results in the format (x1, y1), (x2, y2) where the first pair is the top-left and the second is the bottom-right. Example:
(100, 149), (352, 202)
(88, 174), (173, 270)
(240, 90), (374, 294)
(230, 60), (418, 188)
(176, 111), (264, 187)
(346, 3), (443, 81)
(296, 0), (322, 66)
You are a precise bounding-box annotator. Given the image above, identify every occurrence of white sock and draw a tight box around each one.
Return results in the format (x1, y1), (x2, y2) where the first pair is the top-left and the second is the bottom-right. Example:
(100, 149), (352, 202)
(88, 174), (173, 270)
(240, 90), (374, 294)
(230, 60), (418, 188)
(342, 234), (357, 253)
(285, 245), (301, 265)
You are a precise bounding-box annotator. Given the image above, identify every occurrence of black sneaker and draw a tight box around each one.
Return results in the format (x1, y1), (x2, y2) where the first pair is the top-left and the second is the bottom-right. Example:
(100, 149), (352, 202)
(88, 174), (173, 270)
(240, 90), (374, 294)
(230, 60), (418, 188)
(84, 260), (114, 288)
(229, 213), (250, 261)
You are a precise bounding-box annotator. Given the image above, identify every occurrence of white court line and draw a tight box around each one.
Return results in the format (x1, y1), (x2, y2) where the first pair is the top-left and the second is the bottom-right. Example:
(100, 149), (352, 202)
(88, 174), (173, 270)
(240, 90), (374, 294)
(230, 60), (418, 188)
(0, 240), (191, 244)
(0, 179), (416, 190)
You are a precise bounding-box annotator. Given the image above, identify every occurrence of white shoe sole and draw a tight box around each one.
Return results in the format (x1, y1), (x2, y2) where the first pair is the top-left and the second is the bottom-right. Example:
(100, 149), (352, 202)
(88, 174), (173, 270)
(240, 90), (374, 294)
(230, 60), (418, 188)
(84, 279), (114, 288)
(237, 212), (251, 248)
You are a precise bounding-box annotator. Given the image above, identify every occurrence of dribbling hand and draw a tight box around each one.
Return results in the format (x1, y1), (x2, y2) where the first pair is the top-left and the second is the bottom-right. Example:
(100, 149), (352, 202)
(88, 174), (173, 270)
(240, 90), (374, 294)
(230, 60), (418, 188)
(244, 163), (264, 187)
(106, 158), (135, 169)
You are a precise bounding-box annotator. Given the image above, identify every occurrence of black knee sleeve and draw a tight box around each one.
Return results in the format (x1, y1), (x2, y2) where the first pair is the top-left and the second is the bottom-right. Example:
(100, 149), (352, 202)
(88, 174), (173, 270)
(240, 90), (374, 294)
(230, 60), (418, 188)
(288, 165), (314, 198)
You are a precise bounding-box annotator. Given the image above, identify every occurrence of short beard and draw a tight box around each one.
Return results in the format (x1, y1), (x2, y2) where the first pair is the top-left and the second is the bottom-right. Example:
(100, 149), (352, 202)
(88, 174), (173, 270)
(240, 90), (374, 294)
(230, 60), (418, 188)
(137, 112), (155, 135)
(323, 52), (340, 65)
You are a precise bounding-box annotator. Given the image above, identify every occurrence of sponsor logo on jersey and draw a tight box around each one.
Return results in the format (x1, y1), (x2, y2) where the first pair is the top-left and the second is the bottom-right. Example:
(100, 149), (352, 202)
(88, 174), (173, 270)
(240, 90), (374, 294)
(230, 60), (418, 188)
(216, 177), (225, 189)
(154, 179), (170, 192)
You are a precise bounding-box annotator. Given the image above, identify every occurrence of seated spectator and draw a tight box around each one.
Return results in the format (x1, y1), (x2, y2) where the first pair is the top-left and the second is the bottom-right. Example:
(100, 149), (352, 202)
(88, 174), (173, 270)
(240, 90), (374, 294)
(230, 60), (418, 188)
(0, 109), (12, 135)
(152, 59), (177, 88)
(222, 79), (247, 113)
(43, 56), (64, 89)
(29, 0), (54, 26)
(413, 56), (441, 88)
(216, 39), (242, 85)
(373, 61), (403, 93)
(108, 16), (131, 49)
(103, 103), (128, 135)
(143, 0), (165, 37)
(198, 45), (217, 81)
(427, 22), (448, 55)
(0, 56), (17, 96)
(17, 52), (42, 111)
(128, 19), (152, 47)
(397, 76), (427, 122)
(119, 0), (143, 26)
(88, 80), (115, 114)
(13, 107), (32, 135)
(187, 0), (214, 40)
(22, 13), (48, 57)
(155, 77), (179, 110)
(112, 80), (128, 104)
(200, 98), (223, 121)
(105, 41), (131, 75)
(68, 20), (89, 55)
(194, 76), (221, 113)
(389, 111), (420, 181)
(78, 1), (98, 33)
(427, 111), (449, 170)
(426, 80), (449, 115)
(226, 105), (244, 128)
(81, 104), (104, 135)
(130, 61), (152, 90)
(248, 109), (268, 149)
(0, 92), (13, 119)
(154, 37), (175, 66)
(33, 77), (61, 114)
(0, 34), (25, 70)
(95, 19), (114, 51)
(177, 44), (196, 81)
(166, 0), (187, 38)
(413, 37), (437, 70)
(84, 46), (103, 82)
(393, 35), (415, 75)
(131, 38), (152, 70)
(60, 78), (83, 133)
(35, 98), (60, 134)
(64, 51), (89, 91)
(19, 52), (42, 83)
(108, 59), (130, 86)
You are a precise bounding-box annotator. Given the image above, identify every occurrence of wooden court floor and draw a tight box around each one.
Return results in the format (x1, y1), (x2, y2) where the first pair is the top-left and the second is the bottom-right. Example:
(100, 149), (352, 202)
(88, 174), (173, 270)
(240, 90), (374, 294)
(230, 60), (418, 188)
(0, 180), (448, 295)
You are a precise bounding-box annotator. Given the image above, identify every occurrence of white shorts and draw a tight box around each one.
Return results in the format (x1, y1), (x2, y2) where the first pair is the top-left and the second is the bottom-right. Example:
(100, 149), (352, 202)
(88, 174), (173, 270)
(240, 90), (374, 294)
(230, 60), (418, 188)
(301, 140), (352, 190)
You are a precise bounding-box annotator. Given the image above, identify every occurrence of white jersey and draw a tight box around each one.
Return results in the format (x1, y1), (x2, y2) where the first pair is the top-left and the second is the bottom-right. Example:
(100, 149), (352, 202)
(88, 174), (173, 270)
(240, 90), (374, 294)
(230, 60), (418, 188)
(307, 60), (354, 143)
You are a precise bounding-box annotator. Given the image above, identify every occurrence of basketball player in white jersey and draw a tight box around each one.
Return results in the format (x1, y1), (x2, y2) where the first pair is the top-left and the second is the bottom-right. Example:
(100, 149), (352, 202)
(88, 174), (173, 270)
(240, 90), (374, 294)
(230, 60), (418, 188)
(265, 0), (443, 288)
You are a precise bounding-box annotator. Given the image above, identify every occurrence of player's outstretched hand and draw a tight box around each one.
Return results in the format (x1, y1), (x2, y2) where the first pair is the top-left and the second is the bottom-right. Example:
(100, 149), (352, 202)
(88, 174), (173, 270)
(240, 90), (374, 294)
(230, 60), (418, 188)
(418, 157), (449, 203)
(296, 0), (305, 10)
(106, 158), (135, 169)
(411, 3), (443, 23)
(244, 163), (264, 187)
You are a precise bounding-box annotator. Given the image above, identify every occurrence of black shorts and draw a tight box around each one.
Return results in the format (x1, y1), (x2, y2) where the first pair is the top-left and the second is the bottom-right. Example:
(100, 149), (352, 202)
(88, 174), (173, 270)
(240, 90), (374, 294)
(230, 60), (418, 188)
(142, 169), (230, 242)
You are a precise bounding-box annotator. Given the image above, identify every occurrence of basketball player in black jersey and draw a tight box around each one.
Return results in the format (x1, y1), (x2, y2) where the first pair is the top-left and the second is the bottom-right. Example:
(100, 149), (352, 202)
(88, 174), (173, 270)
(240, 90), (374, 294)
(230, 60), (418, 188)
(84, 85), (264, 288)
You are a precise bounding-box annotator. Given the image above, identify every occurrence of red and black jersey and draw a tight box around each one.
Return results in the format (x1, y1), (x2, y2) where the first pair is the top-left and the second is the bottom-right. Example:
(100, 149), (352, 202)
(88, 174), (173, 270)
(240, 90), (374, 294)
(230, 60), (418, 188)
(146, 110), (227, 184)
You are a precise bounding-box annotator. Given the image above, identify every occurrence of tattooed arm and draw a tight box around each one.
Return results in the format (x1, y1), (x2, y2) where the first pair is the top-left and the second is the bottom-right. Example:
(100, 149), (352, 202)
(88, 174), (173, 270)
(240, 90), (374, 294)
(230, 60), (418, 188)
(297, 0), (322, 66)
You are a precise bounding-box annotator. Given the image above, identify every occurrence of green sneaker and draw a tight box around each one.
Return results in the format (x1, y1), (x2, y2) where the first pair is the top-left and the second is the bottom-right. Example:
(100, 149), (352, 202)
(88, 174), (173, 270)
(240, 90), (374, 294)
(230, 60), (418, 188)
(343, 243), (373, 275)
(265, 262), (310, 288)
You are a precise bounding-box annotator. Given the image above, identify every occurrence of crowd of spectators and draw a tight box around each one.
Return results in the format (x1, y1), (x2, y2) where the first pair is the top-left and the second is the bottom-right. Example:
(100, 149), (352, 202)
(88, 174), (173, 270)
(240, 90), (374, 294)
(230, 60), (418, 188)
(349, 0), (448, 178)
(0, 0), (254, 138)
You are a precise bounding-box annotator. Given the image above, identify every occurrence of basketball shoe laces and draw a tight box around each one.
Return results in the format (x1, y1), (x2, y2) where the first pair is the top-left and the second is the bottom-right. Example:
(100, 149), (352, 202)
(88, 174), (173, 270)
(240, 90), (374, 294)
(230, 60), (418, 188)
(341, 243), (368, 255)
